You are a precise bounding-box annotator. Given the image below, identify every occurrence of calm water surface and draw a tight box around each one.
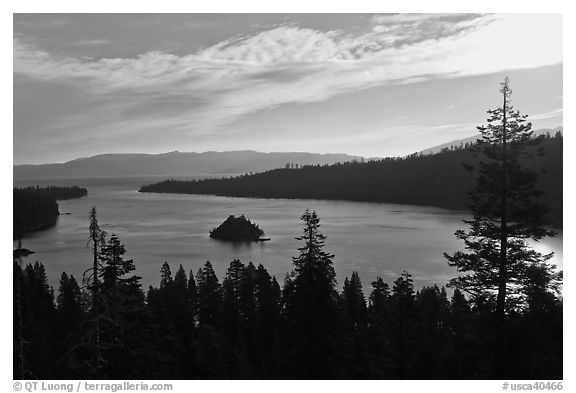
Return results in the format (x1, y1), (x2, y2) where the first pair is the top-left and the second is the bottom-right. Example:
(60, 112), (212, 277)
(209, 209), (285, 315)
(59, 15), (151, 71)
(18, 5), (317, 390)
(14, 176), (563, 291)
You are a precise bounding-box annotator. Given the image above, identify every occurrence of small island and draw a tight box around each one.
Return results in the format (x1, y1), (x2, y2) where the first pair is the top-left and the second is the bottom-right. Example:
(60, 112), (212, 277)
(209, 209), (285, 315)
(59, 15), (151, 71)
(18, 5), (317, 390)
(209, 215), (269, 242)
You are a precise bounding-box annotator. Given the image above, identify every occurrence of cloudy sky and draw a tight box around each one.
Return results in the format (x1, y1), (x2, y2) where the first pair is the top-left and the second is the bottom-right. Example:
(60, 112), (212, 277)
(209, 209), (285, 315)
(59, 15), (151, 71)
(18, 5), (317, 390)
(14, 13), (562, 164)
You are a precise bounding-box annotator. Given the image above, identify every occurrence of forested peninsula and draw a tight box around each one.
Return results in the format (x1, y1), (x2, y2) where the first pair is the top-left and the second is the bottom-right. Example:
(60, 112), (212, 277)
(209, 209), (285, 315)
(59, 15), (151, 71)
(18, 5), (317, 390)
(140, 133), (563, 226)
(19, 185), (88, 200)
(13, 186), (88, 238)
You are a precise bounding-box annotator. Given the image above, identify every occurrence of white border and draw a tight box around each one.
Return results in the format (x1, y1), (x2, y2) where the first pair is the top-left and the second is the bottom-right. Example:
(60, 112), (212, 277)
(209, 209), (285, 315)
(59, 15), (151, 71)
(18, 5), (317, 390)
(3, 2), (572, 391)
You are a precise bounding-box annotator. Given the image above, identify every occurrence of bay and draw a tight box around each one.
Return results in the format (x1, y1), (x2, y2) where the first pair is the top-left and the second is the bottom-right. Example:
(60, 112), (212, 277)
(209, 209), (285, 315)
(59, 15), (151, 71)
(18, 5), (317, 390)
(14, 175), (563, 292)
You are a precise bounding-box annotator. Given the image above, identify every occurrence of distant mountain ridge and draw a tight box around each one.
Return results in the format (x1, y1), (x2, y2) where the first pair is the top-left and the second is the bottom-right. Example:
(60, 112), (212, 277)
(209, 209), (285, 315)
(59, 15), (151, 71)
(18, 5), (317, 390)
(140, 134), (563, 226)
(14, 150), (364, 178)
(419, 127), (563, 155)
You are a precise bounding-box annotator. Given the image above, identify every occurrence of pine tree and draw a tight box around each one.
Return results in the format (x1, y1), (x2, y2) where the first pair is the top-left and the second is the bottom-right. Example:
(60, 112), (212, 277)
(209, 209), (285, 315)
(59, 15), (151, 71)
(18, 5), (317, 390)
(389, 271), (415, 378)
(444, 78), (558, 377)
(342, 271), (367, 328)
(253, 264), (279, 372)
(413, 285), (451, 378)
(97, 234), (144, 377)
(283, 209), (339, 378)
(160, 262), (173, 290)
(173, 264), (189, 312)
(196, 261), (221, 327)
(188, 271), (198, 324)
(86, 206), (106, 374)
(57, 272), (83, 329)
(238, 262), (257, 331)
(21, 262), (57, 378)
(369, 276), (390, 319)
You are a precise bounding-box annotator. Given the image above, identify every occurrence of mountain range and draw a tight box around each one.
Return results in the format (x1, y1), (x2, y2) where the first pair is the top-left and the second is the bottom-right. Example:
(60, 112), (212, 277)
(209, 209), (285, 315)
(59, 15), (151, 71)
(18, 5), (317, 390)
(14, 151), (364, 178)
(14, 127), (562, 178)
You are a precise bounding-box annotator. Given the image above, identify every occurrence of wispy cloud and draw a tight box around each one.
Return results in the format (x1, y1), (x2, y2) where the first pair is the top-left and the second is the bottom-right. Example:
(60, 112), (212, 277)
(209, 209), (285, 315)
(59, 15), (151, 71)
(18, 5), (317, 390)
(528, 108), (563, 121)
(69, 39), (109, 46)
(13, 14), (562, 146)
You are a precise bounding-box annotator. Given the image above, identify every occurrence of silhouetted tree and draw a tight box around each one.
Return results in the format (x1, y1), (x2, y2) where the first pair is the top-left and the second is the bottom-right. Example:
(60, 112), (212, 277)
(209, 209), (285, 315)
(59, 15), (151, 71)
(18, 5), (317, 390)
(342, 271), (367, 328)
(369, 276), (390, 319)
(188, 271), (198, 323)
(282, 209), (340, 378)
(160, 262), (172, 290)
(389, 271), (415, 378)
(197, 261), (221, 328)
(57, 272), (83, 331)
(86, 206), (106, 375)
(444, 78), (559, 377)
(97, 234), (144, 377)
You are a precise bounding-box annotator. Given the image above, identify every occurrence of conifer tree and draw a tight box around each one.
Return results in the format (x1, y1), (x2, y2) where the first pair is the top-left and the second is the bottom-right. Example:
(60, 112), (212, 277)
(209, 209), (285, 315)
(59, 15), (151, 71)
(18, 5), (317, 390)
(196, 261), (221, 327)
(444, 78), (558, 377)
(283, 209), (339, 378)
(369, 276), (390, 318)
(160, 262), (173, 290)
(253, 264), (279, 365)
(389, 271), (415, 378)
(188, 271), (198, 324)
(97, 233), (144, 377)
(342, 271), (367, 328)
(238, 262), (257, 331)
(173, 264), (189, 317)
(86, 206), (106, 374)
(57, 272), (83, 329)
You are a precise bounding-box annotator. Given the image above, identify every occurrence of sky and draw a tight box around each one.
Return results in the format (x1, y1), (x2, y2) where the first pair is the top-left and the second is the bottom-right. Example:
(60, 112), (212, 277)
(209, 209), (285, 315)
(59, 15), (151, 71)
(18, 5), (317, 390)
(13, 13), (563, 164)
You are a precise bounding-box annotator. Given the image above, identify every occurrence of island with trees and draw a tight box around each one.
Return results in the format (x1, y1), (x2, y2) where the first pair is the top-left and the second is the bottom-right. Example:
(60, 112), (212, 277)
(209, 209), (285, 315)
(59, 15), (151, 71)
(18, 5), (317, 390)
(209, 214), (268, 242)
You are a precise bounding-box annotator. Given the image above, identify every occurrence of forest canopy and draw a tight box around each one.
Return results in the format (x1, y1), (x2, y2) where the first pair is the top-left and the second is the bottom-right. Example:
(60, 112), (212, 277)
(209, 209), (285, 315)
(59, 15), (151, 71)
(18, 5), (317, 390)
(139, 133), (562, 226)
(13, 186), (88, 238)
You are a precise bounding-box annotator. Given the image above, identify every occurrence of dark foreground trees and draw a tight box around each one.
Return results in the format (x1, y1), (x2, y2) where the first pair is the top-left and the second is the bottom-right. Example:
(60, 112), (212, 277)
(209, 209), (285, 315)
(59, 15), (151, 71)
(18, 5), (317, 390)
(14, 207), (562, 379)
(445, 78), (562, 378)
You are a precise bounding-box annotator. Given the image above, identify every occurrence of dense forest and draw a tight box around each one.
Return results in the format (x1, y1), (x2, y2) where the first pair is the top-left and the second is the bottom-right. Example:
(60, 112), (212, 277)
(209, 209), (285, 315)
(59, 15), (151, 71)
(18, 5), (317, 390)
(140, 133), (562, 226)
(13, 188), (59, 238)
(18, 185), (88, 200)
(13, 209), (562, 380)
(13, 186), (88, 238)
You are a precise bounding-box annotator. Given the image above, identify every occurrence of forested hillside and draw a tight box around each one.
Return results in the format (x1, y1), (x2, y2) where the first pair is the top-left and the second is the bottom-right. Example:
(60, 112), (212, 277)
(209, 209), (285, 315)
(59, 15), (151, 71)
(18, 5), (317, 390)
(140, 133), (562, 226)
(13, 188), (59, 238)
(18, 185), (87, 200)
(13, 186), (88, 238)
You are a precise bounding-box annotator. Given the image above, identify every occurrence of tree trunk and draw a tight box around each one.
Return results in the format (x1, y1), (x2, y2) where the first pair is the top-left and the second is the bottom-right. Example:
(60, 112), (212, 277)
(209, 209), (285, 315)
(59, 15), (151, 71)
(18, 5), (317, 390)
(494, 80), (509, 378)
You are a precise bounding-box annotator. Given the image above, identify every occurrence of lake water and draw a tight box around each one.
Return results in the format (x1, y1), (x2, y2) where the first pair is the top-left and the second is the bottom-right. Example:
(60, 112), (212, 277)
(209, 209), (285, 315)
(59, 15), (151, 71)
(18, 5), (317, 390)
(14, 176), (563, 293)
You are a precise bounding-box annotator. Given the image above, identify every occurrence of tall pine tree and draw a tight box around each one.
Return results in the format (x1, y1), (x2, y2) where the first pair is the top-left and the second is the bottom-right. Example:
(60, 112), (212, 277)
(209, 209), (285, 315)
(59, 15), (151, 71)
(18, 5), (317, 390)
(283, 209), (339, 378)
(444, 78), (558, 377)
